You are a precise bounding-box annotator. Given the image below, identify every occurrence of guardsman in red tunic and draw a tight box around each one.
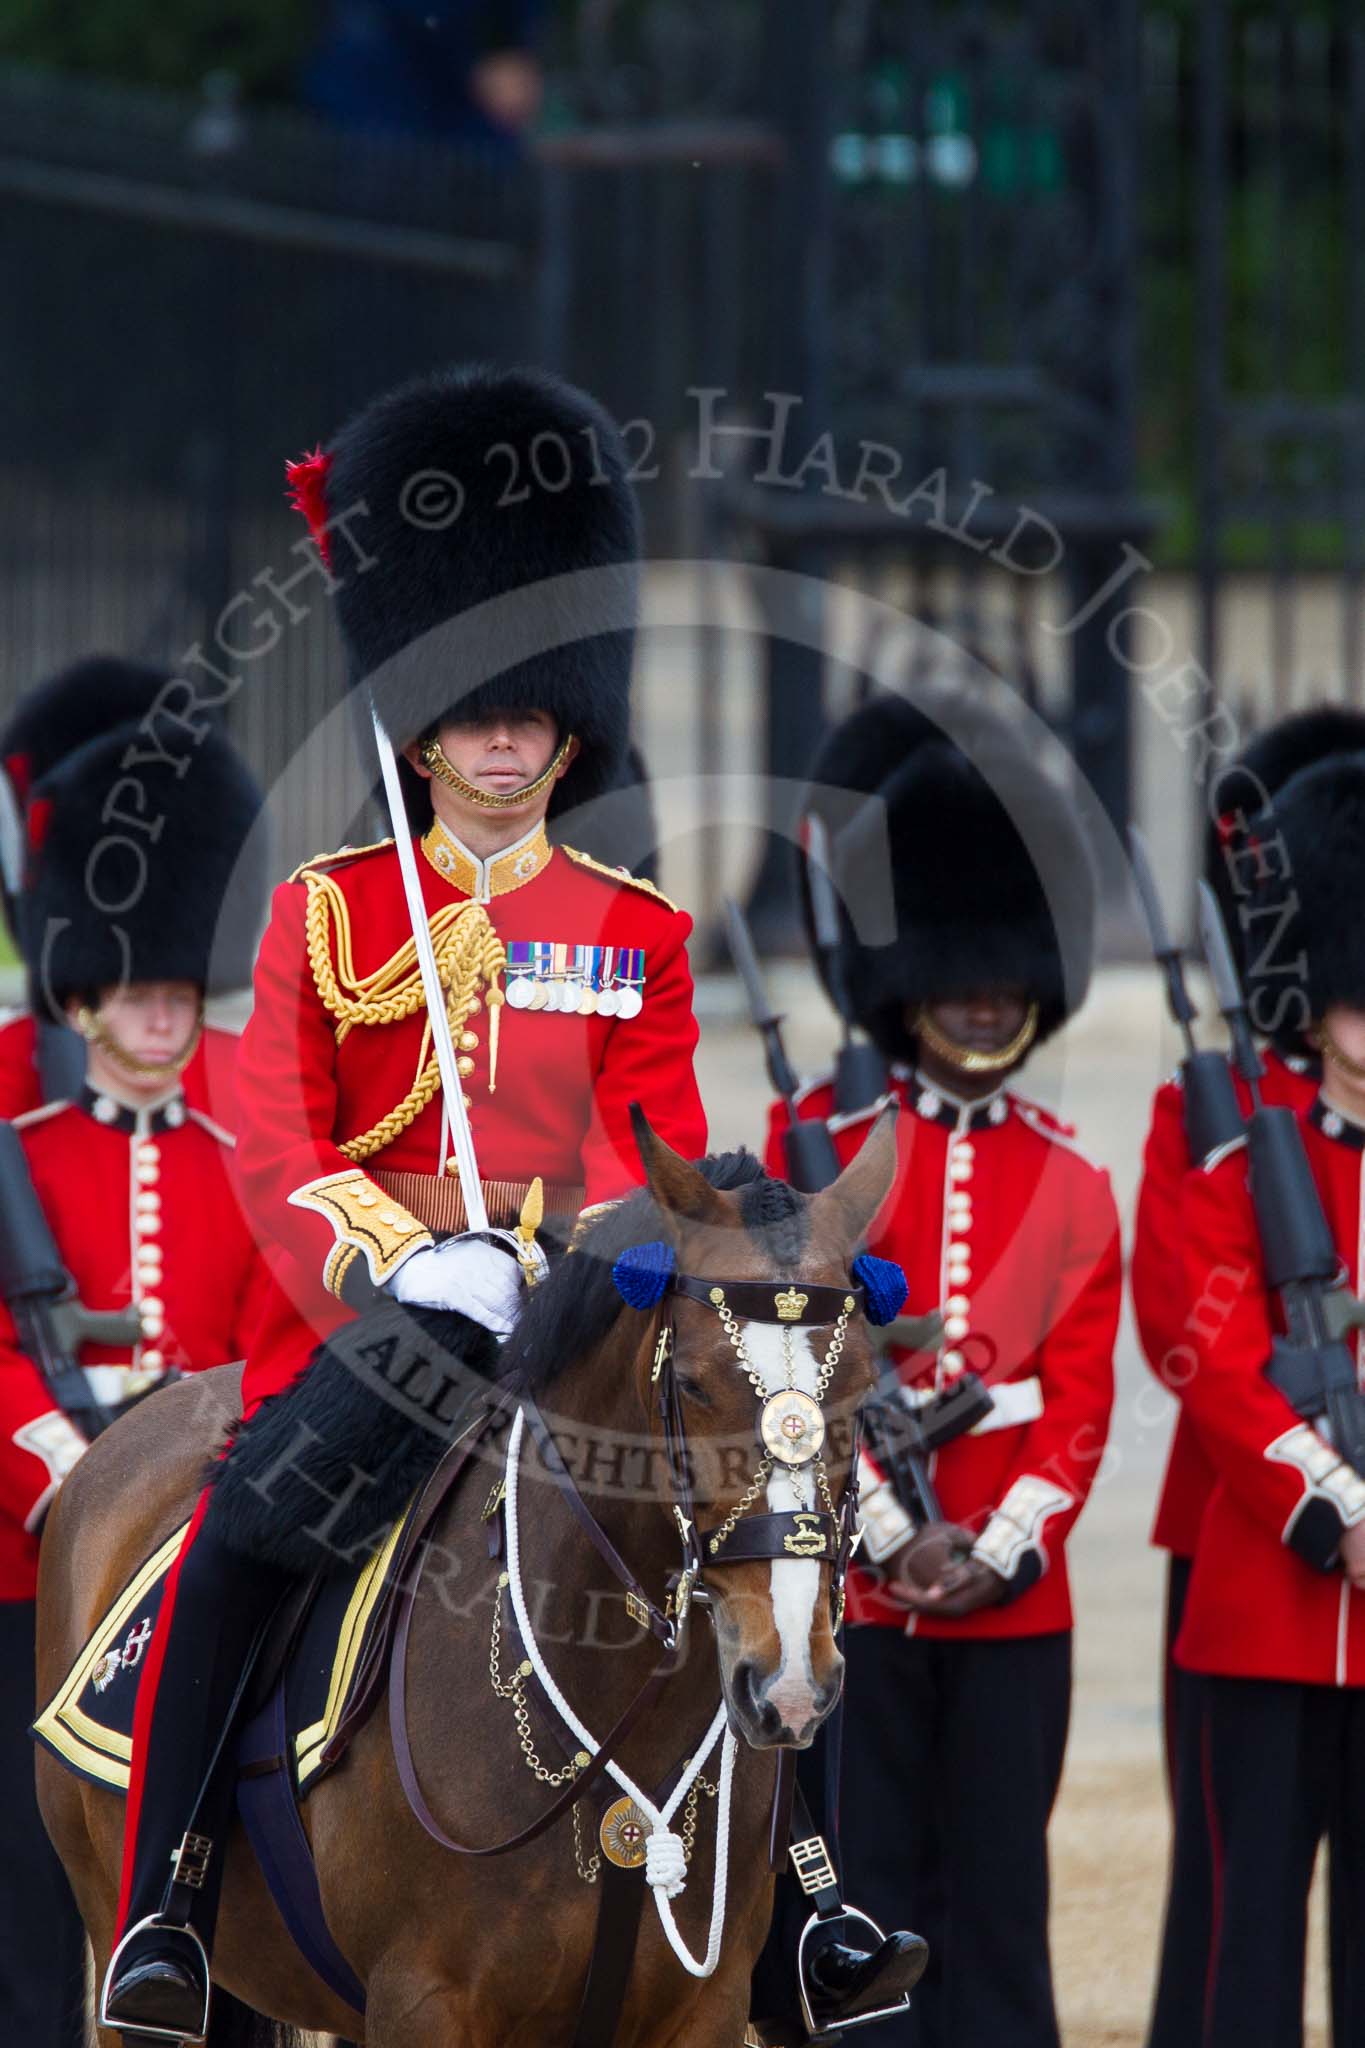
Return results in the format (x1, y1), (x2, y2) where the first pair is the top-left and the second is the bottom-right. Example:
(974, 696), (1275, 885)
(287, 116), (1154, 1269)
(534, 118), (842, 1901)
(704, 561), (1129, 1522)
(1174, 746), (1365, 2047)
(0, 715), (267, 2046)
(1135, 709), (1365, 2048)
(768, 694), (1119, 2048)
(101, 365), (718, 2042)
(0, 654), (251, 1126)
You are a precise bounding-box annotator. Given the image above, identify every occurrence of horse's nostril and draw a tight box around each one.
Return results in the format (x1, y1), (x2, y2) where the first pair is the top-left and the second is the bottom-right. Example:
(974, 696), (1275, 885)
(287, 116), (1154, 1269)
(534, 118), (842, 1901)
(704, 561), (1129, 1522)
(732, 1659), (762, 1717)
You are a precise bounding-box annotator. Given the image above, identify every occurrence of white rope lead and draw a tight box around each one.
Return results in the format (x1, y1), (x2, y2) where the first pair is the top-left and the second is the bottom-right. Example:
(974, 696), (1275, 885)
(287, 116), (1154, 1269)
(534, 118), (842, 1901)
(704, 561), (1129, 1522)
(503, 1406), (738, 1977)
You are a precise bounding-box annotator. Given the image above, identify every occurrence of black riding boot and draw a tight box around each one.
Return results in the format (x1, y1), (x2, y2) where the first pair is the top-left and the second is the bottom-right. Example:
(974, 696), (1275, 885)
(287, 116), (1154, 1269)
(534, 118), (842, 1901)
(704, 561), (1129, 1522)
(102, 1507), (289, 2043)
(750, 1719), (927, 2045)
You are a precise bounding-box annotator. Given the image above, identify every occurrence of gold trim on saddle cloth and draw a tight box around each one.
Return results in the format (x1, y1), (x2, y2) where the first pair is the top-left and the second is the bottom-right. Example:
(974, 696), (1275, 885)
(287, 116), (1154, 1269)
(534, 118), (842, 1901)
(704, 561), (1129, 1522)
(33, 1513), (410, 1795)
(293, 1509), (409, 1784)
(34, 1524), (189, 1788)
(369, 1169), (585, 1238)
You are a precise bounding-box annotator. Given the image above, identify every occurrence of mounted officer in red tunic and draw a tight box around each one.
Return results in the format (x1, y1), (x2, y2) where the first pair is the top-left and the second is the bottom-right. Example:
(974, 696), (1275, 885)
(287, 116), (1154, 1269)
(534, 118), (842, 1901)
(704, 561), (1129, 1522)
(100, 363), (717, 2039)
(0, 655), (255, 1125)
(0, 709), (267, 2045)
(768, 691), (1120, 2048)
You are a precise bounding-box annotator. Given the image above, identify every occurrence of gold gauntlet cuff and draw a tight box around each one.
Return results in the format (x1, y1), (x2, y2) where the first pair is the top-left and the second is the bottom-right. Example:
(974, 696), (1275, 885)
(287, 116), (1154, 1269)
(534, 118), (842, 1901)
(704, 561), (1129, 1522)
(289, 1169), (434, 1295)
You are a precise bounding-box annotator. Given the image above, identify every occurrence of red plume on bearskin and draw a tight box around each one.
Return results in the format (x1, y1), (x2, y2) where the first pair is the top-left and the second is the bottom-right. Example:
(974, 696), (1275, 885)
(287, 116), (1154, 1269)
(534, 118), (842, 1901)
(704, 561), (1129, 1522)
(285, 447), (333, 568)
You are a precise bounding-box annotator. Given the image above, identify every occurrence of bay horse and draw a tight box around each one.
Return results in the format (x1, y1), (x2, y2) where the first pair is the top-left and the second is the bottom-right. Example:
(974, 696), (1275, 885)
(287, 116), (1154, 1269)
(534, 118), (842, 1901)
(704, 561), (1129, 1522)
(36, 1111), (898, 2047)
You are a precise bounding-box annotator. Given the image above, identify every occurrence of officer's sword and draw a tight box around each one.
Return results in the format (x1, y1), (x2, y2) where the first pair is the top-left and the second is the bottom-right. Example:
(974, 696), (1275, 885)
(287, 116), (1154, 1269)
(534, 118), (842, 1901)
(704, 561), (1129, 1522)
(370, 705), (488, 1233)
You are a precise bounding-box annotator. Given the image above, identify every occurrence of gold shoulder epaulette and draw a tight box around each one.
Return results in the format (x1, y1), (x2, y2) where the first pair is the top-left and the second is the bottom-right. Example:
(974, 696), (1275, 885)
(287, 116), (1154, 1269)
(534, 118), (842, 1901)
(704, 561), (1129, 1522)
(562, 846), (679, 913)
(288, 837), (395, 886)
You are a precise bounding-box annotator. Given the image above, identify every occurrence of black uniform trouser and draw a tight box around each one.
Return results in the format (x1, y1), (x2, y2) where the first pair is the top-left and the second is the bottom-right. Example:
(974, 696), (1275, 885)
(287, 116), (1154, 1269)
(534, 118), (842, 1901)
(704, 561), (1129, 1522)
(1148, 1556), (1214, 2048)
(840, 1625), (1071, 2048)
(119, 1502), (288, 1948)
(1200, 1675), (1365, 2048)
(0, 1599), (87, 2047)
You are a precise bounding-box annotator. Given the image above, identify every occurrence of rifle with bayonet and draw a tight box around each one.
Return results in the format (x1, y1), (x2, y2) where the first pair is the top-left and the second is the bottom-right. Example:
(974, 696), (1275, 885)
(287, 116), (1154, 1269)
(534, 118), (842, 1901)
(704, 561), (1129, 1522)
(0, 1122), (143, 1440)
(725, 896), (993, 1528)
(802, 813), (888, 1116)
(1129, 826), (1243, 1166)
(1198, 883), (1365, 1475)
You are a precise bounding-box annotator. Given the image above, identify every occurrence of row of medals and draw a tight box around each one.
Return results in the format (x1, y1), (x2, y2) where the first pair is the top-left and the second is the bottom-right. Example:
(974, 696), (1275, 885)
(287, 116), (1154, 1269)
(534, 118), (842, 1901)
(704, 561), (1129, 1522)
(504, 974), (643, 1019)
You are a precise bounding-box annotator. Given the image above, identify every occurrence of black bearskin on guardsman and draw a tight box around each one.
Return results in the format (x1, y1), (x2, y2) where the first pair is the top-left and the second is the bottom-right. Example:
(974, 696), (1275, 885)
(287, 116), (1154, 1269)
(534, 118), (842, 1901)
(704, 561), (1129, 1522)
(26, 719), (266, 1016)
(1203, 704), (1365, 1052)
(0, 656), (195, 945)
(1242, 744), (1365, 1033)
(290, 359), (639, 836)
(800, 690), (1095, 1068)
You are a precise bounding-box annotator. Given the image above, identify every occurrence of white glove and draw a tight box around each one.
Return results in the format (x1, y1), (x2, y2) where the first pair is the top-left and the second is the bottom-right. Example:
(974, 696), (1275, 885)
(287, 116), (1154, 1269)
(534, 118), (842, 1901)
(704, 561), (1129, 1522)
(386, 1232), (525, 1335)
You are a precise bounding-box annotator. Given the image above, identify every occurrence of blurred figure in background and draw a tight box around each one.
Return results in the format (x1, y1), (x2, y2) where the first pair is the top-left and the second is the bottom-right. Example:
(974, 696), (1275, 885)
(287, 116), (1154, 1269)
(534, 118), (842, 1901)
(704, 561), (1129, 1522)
(302, 0), (545, 152)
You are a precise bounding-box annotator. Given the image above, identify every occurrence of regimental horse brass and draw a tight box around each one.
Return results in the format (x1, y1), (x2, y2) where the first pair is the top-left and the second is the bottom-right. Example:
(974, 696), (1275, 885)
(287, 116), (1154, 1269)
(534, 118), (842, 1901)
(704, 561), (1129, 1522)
(775, 1287), (809, 1322)
(600, 1796), (652, 1869)
(783, 1513), (829, 1558)
(760, 1389), (826, 1469)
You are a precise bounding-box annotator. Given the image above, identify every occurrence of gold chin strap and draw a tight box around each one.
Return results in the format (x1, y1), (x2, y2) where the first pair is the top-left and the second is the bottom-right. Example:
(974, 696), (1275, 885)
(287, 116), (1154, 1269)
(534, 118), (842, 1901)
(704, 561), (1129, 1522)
(1314, 1020), (1365, 1081)
(76, 1005), (204, 1084)
(418, 733), (575, 813)
(916, 1001), (1040, 1075)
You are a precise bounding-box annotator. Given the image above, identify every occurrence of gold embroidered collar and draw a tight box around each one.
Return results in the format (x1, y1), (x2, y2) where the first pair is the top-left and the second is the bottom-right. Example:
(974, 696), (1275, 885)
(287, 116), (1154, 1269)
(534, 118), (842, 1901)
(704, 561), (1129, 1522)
(420, 818), (551, 902)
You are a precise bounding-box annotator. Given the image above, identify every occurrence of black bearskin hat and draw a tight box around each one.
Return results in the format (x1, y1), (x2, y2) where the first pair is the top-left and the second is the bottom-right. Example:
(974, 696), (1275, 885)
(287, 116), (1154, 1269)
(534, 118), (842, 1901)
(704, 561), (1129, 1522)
(288, 363), (640, 834)
(1204, 705), (1365, 976)
(0, 657), (193, 950)
(801, 693), (1096, 1066)
(1242, 749), (1365, 1039)
(25, 719), (267, 1013)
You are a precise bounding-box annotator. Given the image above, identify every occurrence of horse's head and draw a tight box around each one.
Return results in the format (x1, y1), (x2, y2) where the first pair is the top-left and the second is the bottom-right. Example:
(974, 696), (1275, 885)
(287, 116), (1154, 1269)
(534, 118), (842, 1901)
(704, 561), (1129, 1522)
(628, 1106), (900, 1751)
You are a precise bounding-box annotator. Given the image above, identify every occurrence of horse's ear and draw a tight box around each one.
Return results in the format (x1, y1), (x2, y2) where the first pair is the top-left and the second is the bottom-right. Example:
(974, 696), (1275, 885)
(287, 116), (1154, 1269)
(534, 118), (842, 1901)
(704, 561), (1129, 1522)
(808, 1102), (899, 1249)
(630, 1104), (730, 1234)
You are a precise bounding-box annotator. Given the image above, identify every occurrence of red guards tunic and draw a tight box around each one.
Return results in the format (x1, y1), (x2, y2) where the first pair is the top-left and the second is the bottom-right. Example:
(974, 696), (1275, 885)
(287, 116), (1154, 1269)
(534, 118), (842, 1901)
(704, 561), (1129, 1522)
(234, 821), (708, 1416)
(1177, 1098), (1365, 1687)
(0, 1013), (245, 1131)
(1132, 1051), (1318, 1558)
(765, 1071), (1119, 1640)
(0, 1086), (269, 1600)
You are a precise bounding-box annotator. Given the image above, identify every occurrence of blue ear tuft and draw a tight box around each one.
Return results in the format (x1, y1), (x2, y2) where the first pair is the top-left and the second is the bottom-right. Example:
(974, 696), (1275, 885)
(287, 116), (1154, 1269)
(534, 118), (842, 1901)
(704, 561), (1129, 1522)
(612, 1241), (677, 1310)
(852, 1252), (907, 1326)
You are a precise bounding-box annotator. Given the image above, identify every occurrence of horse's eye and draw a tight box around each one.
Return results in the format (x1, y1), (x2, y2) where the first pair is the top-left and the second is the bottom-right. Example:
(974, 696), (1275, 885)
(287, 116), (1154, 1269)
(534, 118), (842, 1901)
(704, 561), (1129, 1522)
(677, 1374), (712, 1408)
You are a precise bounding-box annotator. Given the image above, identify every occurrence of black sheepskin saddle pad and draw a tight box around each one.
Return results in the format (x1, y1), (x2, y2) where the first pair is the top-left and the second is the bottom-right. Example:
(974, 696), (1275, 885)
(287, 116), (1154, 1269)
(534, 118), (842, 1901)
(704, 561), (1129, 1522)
(206, 1300), (502, 1574)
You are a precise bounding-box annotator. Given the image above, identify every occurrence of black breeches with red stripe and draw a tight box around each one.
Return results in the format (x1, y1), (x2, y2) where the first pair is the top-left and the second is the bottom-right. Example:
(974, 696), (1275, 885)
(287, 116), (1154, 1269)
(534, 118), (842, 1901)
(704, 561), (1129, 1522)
(117, 1492), (289, 1947)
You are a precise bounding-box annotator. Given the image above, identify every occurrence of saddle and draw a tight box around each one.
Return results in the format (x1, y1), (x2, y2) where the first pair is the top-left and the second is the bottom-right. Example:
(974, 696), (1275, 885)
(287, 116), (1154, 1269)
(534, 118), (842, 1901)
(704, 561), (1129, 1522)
(35, 1408), (500, 2020)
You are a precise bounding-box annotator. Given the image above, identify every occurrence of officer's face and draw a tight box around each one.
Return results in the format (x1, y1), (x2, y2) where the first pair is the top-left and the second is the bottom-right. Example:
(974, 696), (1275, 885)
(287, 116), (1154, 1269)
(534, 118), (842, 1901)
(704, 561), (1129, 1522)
(921, 990), (1031, 1054)
(433, 710), (562, 799)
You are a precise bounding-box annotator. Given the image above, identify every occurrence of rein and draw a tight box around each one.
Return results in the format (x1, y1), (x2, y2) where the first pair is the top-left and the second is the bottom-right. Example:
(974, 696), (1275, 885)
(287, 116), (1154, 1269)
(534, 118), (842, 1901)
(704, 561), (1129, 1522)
(387, 1261), (873, 2022)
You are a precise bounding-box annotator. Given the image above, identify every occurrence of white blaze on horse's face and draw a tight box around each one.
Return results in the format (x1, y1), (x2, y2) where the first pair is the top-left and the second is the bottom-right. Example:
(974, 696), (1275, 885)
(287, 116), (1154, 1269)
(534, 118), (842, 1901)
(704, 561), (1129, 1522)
(738, 1320), (830, 1745)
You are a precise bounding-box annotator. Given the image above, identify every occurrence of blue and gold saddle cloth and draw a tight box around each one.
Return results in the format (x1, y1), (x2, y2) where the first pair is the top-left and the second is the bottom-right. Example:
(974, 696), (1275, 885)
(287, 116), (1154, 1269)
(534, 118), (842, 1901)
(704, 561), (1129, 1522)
(34, 1513), (406, 1797)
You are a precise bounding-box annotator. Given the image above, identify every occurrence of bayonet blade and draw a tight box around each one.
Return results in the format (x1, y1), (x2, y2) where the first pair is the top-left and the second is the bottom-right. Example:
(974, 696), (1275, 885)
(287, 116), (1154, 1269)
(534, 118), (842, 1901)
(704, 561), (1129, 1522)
(1128, 825), (1176, 960)
(1197, 879), (1245, 1020)
(803, 813), (844, 955)
(724, 897), (780, 1032)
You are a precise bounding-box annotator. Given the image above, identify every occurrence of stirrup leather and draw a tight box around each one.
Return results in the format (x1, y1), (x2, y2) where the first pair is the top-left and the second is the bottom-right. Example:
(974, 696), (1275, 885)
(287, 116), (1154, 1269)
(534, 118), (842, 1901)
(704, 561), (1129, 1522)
(99, 1915), (211, 2044)
(796, 1907), (914, 2040)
